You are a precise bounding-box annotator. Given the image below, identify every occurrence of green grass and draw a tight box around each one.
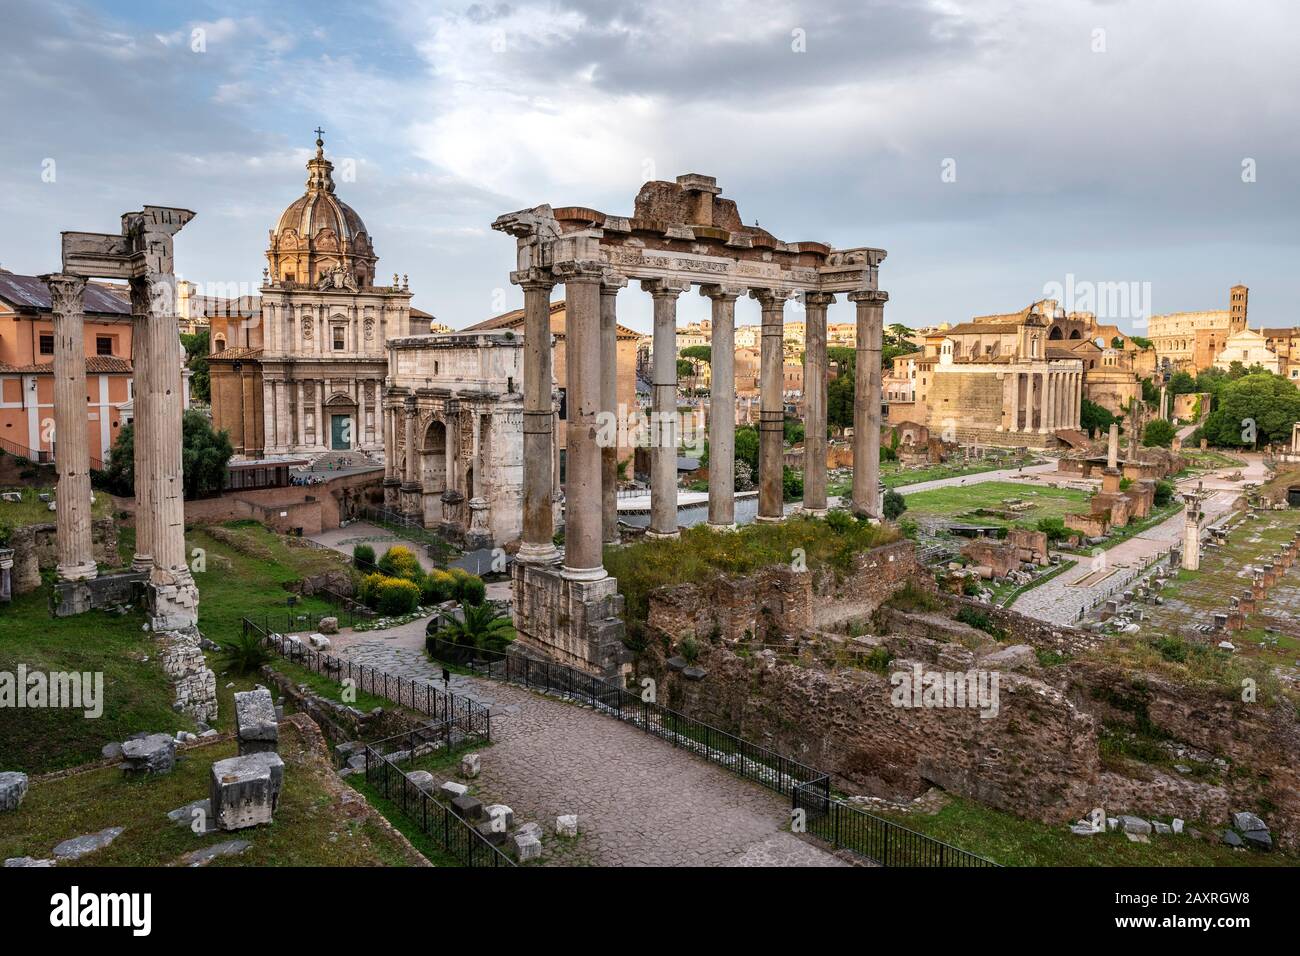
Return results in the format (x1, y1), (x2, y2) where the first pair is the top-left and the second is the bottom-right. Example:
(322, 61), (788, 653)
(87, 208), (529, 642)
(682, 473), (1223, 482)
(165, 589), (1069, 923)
(827, 458), (1036, 498)
(866, 795), (1295, 867)
(264, 656), (389, 712)
(902, 481), (1088, 529)
(0, 485), (115, 532)
(0, 721), (423, 866)
(604, 514), (900, 623)
(0, 590), (190, 774)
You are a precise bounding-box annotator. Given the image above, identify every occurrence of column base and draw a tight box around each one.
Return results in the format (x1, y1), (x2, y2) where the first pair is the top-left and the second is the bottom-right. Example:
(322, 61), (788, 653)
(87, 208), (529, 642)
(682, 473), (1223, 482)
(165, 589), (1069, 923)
(799, 507), (828, 518)
(517, 541), (562, 565)
(561, 564), (608, 582)
(602, 534), (622, 547)
(705, 521), (737, 532)
(147, 566), (200, 632)
(131, 554), (153, 574)
(645, 528), (680, 540)
(755, 514), (784, 524)
(56, 560), (98, 583)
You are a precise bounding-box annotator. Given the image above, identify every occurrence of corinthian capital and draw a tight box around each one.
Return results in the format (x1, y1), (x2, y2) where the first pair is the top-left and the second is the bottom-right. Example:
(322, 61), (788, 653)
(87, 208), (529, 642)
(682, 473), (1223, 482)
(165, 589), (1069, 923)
(848, 289), (889, 305)
(40, 273), (87, 316)
(641, 278), (691, 299)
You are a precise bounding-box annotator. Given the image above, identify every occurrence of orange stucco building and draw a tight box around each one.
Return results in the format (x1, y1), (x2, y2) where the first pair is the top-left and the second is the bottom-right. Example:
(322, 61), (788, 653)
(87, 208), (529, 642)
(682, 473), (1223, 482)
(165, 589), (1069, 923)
(0, 272), (135, 465)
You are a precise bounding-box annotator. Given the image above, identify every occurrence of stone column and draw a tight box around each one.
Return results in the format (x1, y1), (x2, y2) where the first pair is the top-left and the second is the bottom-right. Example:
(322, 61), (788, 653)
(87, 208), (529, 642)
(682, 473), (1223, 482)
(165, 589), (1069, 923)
(752, 288), (788, 523)
(315, 383), (326, 449)
(1005, 371), (1020, 432)
(1183, 496), (1201, 571)
(516, 271), (560, 563)
(558, 261), (606, 580)
(403, 397), (418, 485)
(43, 274), (97, 581)
(599, 272), (626, 545)
(849, 290), (887, 519)
(802, 292), (834, 514)
(133, 268), (197, 629)
(701, 285), (741, 528)
(296, 382), (306, 450)
(1036, 371), (1049, 434)
(1044, 372), (1056, 434)
(644, 278), (689, 538)
(1076, 371), (1084, 428)
(1107, 423), (1119, 469)
(129, 280), (155, 574)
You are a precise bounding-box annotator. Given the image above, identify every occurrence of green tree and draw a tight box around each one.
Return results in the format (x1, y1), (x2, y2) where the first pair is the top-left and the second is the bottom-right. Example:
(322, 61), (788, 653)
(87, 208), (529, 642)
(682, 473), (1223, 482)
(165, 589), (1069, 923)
(827, 371), (855, 431)
(1168, 370), (1197, 396)
(781, 465), (803, 501)
(733, 425), (760, 473)
(883, 489), (907, 521)
(100, 409), (233, 498)
(1142, 418), (1176, 448)
(181, 330), (210, 403)
(1202, 372), (1300, 447)
(1079, 399), (1116, 438)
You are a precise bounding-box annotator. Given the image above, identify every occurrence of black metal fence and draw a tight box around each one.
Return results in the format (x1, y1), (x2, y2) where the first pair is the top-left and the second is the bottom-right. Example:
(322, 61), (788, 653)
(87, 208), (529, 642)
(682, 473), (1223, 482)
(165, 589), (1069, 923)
(252, 606), (369, 634)
(244, 618), (489, 727)
(793, 781), (1000, 867)
(363, 724), (514, 868)
(427, 637), (827, 800)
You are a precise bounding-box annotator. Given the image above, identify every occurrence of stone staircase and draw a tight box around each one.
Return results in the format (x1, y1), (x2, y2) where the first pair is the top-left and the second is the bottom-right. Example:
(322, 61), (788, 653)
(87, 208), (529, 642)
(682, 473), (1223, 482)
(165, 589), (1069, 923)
(306, 449), (379, 472)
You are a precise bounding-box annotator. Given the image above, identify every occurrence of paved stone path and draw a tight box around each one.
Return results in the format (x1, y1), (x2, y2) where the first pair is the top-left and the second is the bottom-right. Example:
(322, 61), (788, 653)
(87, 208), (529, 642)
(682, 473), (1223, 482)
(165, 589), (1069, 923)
(1011, 455), (1268, 625)
(320, 622), (848, 866)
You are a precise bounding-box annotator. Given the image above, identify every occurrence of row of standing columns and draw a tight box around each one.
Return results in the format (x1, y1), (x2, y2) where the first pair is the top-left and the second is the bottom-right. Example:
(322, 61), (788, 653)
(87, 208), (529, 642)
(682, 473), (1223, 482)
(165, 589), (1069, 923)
(44, 271), (195, 617)
(512, 267), (888, 583)
(1003, 368), (1083, 434)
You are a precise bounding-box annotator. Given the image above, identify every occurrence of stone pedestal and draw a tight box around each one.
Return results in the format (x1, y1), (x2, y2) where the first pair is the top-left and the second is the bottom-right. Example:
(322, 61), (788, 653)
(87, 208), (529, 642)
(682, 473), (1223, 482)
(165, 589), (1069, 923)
(383, 476), (401, 510)
(511, 561), (626, 678)
(210, 752), (285, 831)
(0, 548), (12, 603)
(234, 687), (278, 756)
(466, 497), (492, 550)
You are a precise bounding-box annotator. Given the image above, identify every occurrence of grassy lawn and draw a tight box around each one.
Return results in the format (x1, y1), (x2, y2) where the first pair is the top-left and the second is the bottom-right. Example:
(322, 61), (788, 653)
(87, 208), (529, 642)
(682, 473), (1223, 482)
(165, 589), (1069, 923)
(0, 485), (116, 529)
(264, 655), (389, 713)
(1180, 450), (1248, 472)
(0, 589), (190, 774)
(902, 481), (1088, 529)
(826, 458), (1035, 498)
(0, 720), (423, 866)
(867, 795), (1295, 867)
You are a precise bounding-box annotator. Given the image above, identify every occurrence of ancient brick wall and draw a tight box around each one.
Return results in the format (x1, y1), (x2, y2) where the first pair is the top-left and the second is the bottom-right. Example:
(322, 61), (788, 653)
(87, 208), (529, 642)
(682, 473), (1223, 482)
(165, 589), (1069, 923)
(9, 517), (120, 595)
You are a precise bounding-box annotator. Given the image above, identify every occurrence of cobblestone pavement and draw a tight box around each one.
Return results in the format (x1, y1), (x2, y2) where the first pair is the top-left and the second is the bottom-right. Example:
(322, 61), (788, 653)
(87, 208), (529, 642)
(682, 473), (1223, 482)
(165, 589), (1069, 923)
(323, 621), (849, 866)
(1011, 455), (1268, 625)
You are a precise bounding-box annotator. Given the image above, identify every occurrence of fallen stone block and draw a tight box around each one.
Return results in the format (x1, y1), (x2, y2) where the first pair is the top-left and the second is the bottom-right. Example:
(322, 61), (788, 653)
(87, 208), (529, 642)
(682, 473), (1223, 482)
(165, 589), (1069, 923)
(1171, 818), (1184, 835)
(516, 821), (543, 843)
(101, 742), (123, 760)
(309, 632), (331, 649)
(234, 687), (278, 755)
(440, 781), (468, 800)
(53, 826), (124, 861)
(460, 752), (481, 778)
(1241, 829), (1272, 851)
(476, 821), (508, 846)
(121, 734), (176, 775)
(210, 752), (285, 831)
(0, 771), (29, 812)
(451, 794), (484, 822)
(1118, 815), (1152, 835)
(4, 856), (56, 867)
(1151, 821), (1172, 835)
(166, 798), (217, 834)
(1232, 811), (1267, 833)
(318, 617), (339, 635)
(182, 840), (252, 867)
(1221, 830), (1244, 848)
(485, 804), (514, 830)
(406, 770), (435, 792)
(555, 814), (579, 838)
(513, 833), (542, 862)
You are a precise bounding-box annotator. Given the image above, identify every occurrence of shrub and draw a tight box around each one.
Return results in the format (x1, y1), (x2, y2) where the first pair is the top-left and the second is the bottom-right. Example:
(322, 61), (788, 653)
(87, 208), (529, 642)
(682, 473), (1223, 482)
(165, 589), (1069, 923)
(352, 543), (376, 571)
(883, 489), (907, 521)
(1037, 516), (1068, 542)
(1153, 479), (1175, 507)
(679, 635), (700, 664)
(356, 571), (387, 609)
(862, 647), (893, 675)
(421, 569), (456, 605)
(962, 577), (983, 597)
(1142, 418), (1177, 448)
(427, 602), (515, 661)
(375, 577), (421, 615)
(898, 516), (919, 539)
(459, 575), (487, 606)
(956, 606), (1007, 640)
(824, 509), (854, 533)
(377, 545), (422, 582)
(215, 629), (271, 676)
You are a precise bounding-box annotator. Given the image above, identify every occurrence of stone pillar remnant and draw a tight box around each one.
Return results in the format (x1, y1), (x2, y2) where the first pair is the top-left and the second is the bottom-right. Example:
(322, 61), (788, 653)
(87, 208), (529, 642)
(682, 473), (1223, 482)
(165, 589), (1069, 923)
(599, 272), (625, 545)
(752, 288), (788, 523)
(42, 273), (97, 582)
(701, 285), (741, 529)
(517, 271), (560, 563)
(645, 278), (689, 538)
(850, 290), (887, 519)
(802, 292), (835, 514)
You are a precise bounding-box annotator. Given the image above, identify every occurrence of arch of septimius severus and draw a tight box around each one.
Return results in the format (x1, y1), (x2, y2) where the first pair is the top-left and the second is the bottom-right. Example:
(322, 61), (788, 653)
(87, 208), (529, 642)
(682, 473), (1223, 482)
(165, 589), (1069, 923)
(43, 206), (200, 631)
(494, 174), (887, 677)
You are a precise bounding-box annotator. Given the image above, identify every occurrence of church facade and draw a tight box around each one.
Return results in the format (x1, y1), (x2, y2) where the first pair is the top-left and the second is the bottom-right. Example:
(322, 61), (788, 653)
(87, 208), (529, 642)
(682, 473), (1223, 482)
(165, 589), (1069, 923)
(208, 134), (419, 460)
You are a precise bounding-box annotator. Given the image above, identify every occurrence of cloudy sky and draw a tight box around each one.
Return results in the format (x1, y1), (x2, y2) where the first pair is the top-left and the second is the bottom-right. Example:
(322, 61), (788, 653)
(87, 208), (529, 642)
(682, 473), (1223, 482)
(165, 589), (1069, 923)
(2, 0), (1297, 334)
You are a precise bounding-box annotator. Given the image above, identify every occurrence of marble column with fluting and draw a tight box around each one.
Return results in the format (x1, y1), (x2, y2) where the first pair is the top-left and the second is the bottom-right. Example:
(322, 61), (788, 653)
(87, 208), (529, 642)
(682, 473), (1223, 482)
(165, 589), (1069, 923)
(802, 292), (835, 514)
(849, 290), (887, 519)
(644, 278), (689, 538)
(517, 271), (560, 563)
(599, 272), (626, 545)
(403, 397), (418, 486)
(701, 285), (741, 528)
(129, 281), (155, 573)
(752, 288), (788, 523)
(43, 274), (97, 581)
(558, 262), (606, 579)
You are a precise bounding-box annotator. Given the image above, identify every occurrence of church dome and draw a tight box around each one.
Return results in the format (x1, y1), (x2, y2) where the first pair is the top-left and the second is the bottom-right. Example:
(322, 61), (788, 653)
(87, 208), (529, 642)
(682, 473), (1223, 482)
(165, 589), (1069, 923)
(267, 132), (378, 289)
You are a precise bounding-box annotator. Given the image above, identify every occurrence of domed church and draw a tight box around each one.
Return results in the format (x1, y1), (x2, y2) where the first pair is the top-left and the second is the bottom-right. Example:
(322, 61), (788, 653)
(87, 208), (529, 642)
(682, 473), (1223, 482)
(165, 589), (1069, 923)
(208, 132), (424, 461)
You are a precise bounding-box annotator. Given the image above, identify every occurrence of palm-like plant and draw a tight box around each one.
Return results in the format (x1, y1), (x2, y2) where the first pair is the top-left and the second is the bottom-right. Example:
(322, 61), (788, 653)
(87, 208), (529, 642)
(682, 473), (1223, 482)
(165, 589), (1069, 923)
(216, 629), (272, 676)
(433, 602), (515, 654)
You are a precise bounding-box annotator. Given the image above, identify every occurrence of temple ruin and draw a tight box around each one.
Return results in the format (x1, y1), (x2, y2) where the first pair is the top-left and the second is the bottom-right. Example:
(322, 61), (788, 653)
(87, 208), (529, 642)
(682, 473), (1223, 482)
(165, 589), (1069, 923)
(493, 175), (887, 675)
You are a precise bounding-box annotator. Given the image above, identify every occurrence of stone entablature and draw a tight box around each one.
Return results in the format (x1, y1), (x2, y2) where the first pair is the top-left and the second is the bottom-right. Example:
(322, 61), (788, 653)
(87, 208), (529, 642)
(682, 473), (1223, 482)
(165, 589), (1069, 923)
(383, 331), (528, 548)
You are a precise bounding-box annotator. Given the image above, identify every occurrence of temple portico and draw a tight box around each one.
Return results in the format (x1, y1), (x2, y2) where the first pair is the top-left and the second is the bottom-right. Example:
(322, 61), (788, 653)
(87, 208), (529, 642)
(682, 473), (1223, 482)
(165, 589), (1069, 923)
(492, 175), (887, 676)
